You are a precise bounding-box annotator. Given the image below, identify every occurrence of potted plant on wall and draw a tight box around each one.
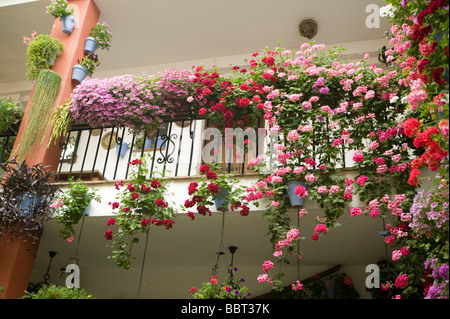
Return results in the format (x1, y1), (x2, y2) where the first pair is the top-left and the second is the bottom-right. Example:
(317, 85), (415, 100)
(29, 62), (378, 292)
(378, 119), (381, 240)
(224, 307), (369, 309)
(51, 178), (101, 241)
(72, 53), (100, 84)
(84, 22), (112, 54)
(24, 33), (64, 81)
(0, 158), (59, 242)
(46, 0), (75, 34)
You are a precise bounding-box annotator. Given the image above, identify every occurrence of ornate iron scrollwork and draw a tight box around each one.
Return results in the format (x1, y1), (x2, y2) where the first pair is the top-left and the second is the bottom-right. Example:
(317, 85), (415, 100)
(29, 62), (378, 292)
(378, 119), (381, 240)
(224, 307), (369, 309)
(157, 132), (177, 164)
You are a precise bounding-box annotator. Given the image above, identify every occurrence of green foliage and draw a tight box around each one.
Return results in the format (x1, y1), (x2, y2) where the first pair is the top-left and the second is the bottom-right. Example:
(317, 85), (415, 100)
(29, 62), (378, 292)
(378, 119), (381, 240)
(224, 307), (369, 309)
(14, 69), (61, 162)
(45, 0), (73, 19)
(190, 268), (250, 299)
(77, 53), (100, 77)
(25, 285), (94, 299)
(105, 155), (177, 269)
(47, 100), (72, 149)
(0, 158), (59, 242)
(0, 98), (23, 135)
(52, 178), (101, 240)
(89, 22), (112, 51)
(25, 34), (64, 81)
(0, 98), (23, 165)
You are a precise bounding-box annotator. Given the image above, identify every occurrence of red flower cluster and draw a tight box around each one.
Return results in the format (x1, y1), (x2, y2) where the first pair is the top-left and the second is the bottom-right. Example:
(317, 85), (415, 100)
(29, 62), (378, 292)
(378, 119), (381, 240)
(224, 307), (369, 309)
(411, 126), (448, 173)
(188, 182), (198, 195)
(208, 183), (220, 194)
(140, 217), (174, 229)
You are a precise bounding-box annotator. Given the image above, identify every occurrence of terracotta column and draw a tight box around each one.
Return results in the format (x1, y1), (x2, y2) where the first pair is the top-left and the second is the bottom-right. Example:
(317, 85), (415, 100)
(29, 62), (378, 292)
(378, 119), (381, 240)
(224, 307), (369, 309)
(0, 0), (100, 299)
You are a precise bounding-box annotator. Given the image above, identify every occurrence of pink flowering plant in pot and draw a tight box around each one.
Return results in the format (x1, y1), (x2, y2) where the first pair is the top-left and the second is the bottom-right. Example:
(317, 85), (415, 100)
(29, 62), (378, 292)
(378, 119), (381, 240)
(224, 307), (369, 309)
(182, 162), (255, 219)
(104, 155), (177, 269)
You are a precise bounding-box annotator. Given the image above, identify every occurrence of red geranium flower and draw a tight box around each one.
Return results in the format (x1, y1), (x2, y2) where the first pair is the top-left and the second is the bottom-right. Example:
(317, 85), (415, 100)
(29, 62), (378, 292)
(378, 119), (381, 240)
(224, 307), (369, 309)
(208, 183), (220, 194)
(206, 170), (217, 180)
(151, 179), (161, 188)
(104, 229), (113, 240)
(199, 164), (210, 173)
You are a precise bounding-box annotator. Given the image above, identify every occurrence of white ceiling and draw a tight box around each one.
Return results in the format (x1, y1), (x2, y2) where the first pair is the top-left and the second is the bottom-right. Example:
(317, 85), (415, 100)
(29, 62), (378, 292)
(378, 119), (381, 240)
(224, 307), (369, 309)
(0, 0), (391, 86)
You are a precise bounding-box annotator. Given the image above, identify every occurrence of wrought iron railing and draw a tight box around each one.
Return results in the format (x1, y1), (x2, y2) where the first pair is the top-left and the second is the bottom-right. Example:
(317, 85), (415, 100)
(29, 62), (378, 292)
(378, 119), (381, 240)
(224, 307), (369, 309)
(53, 114), (363, 183)
(54, 119), (209, 182)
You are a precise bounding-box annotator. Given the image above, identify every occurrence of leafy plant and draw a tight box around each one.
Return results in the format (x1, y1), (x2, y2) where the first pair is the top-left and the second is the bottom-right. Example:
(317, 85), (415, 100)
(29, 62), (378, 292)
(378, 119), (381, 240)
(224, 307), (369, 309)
(0, 98), (23, 135)
(24, 285), (94, 299)
(182, 162), (254, 219)
(25, 34), (64, 81)
(0, 98), (23, 164)
(0, 158), (59, 242)
(47, 100), (72, 149)
(105, 155), (177, 269)
(189, 267), (251, 299)
(45, 0), (73, 19)
(13, 69), (61, 162)
(89, 22), (112, 51)
(77, 53), (100, 77)
(51, 178), (101, 240)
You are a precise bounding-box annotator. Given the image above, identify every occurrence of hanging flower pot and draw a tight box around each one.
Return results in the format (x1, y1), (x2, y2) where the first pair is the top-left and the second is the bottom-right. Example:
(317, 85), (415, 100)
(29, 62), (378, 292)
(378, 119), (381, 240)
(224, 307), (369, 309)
(286, 181), (308, 208)
(71, 64), (88, 84)
(17, 192), (42, 217)
(215, 189), (230, 212)
(116, 141), (129, 158)
(84, 36), (99, 54)
(60, 15), (76, 35)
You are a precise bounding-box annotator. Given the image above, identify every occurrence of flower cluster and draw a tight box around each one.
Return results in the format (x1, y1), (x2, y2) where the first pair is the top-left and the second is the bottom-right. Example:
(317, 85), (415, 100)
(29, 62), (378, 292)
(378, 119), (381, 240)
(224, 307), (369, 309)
(257, 227), (303, 291)
(46, 0), (73, 19)
(89, 22), (112, 51)
(105, 155), (177, 269)
(189, 267), (250, 299)
(187, 65), (264, 130)
(182, 162), (251, 219)
(69, 69), (195, 133)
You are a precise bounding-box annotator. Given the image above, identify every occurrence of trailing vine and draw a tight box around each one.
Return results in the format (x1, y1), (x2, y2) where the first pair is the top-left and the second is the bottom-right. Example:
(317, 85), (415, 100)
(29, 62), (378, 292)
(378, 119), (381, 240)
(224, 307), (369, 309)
(14, 69), (61, 161)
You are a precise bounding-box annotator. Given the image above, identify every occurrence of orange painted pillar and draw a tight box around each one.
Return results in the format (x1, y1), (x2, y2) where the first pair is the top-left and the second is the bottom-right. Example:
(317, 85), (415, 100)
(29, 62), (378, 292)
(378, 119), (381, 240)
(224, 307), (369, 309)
(0, 0), (100, 299)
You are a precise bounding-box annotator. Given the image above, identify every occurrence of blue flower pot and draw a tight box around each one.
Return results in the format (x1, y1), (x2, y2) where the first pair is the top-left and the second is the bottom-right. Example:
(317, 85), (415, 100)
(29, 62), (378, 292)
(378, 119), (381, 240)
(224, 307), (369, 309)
(17, 193), (42, 217)
(116, 142), (129, 157)
(61, 15), (76, 35)
(214, 189), (230, 212)
(287, 181), (307, 208)
(84, 36), (99, 54)
(143, 138), (152, 149)
(72, 65), (88, 84)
